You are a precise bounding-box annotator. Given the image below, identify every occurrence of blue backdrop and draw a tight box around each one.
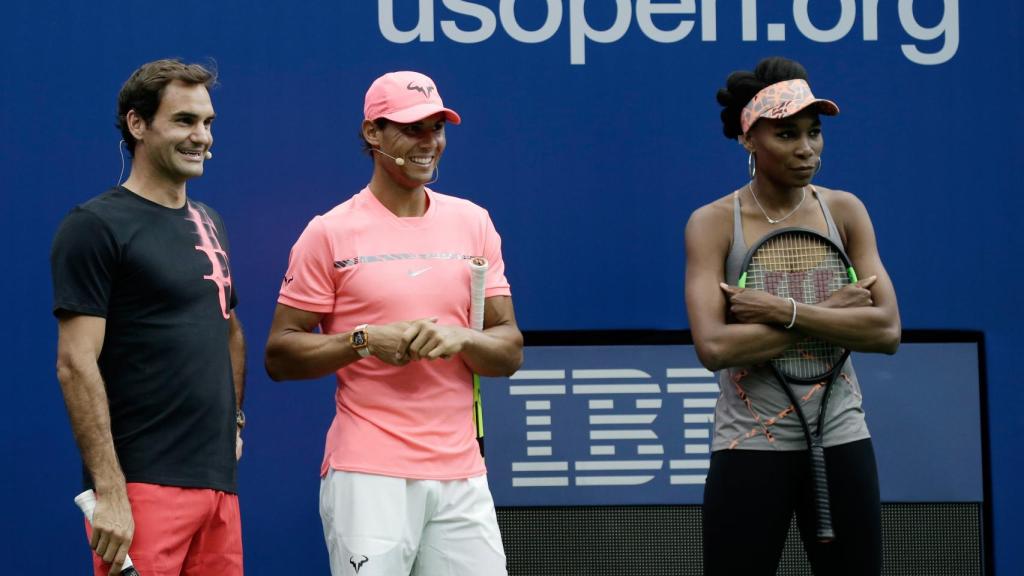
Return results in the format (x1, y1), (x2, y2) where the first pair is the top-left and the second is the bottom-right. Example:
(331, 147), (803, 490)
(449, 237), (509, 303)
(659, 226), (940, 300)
(2, 1), (1020, 573)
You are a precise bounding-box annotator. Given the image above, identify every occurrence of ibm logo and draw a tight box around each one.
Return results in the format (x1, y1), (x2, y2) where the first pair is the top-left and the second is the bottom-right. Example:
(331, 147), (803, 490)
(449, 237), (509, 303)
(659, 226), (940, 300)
(504, 367), (719, 488)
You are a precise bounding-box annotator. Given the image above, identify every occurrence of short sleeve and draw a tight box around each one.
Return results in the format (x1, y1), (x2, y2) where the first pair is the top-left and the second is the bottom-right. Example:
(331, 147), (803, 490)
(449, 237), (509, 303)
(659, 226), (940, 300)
(481, 211), (512, 298)
(278, 216), (337, 314)
(50, 208), (118, 318)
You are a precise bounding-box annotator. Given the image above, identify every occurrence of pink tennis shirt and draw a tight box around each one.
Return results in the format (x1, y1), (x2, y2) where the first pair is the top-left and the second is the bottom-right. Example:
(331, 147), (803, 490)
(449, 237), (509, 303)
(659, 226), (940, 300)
(278, 187), (511, 480)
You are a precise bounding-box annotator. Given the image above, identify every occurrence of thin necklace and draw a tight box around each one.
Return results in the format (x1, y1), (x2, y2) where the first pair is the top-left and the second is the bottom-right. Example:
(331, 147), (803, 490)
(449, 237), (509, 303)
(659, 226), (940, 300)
(748, 182), (806, 225)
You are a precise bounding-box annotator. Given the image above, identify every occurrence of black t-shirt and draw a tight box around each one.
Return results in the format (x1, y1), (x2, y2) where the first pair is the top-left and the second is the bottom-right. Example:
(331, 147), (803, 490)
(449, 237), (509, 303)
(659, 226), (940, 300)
(51, 187), (238, 493)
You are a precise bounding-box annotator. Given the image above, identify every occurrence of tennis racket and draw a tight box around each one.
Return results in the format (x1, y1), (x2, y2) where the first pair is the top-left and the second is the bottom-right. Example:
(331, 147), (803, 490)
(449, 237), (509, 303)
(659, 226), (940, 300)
(737, 227), (858, 543)
(74, 489), (141, 575)
(469, 257), (488, 456)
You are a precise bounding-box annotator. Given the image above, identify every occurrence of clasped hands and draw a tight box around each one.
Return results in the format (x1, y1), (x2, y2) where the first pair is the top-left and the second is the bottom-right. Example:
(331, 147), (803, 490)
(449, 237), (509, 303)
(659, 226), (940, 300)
(364, 318), (474, 366)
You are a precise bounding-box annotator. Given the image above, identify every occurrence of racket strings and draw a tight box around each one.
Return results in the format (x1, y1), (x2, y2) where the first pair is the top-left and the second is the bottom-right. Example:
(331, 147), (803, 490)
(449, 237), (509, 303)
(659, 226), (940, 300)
(744, 236), (848, 305)
(744, 233), (851, 380)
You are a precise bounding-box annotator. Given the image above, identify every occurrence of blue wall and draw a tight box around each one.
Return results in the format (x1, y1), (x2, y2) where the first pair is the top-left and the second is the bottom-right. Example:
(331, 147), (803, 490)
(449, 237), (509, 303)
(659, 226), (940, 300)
(2, 1), (1020, 573)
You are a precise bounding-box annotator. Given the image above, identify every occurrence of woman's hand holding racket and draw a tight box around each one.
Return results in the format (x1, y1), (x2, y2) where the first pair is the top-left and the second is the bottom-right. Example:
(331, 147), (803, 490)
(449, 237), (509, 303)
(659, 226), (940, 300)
(819, 276), (877, 309)
(720, 283), (796, 325)
(722, 274), (878, 325)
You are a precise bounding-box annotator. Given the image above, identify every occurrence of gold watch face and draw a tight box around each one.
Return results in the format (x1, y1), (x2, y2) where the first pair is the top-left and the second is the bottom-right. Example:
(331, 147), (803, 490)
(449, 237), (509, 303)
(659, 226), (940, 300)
(352, 330), (368, 348)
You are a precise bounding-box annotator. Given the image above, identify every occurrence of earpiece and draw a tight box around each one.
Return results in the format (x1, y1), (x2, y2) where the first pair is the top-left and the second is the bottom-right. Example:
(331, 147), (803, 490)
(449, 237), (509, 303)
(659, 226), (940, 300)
(117, 139), (127, 186)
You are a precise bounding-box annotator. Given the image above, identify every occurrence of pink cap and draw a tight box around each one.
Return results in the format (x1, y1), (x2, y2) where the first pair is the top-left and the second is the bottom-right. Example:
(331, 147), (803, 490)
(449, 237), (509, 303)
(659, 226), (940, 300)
(364, 71), (461, 125)
(740, 79), (839, 135)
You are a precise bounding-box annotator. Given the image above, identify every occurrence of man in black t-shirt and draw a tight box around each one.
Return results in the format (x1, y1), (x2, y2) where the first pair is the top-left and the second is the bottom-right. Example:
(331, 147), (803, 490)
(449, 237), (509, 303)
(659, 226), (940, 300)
(51, 59), (246, 576)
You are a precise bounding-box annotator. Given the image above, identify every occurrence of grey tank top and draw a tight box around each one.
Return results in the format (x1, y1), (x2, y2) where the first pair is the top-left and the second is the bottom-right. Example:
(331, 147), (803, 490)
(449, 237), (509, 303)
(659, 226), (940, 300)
(713, 187), (870, 451)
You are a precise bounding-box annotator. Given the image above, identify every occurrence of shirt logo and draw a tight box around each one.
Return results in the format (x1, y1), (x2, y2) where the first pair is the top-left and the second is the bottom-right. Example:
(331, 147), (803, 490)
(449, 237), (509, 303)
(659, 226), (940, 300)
(349, 555), (369, 573)
(185, 201), (232, 320)
(408, 266), (433, 277)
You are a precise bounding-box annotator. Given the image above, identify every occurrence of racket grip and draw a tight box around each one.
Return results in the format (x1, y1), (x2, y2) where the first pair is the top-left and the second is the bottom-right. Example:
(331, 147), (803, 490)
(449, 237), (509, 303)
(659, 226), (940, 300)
(809, 443), (836, 543)
(469, 257), (488, 331)
(74, 490), (141, 575)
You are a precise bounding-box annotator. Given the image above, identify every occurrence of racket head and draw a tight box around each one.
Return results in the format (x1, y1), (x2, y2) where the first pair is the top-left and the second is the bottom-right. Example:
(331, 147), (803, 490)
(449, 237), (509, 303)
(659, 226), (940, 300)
(739, 227), (857, 382)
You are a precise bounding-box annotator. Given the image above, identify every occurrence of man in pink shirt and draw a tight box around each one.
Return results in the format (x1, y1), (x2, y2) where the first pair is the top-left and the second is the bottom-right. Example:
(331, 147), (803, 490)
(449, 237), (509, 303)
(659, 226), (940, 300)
(265, 71), (523, 576)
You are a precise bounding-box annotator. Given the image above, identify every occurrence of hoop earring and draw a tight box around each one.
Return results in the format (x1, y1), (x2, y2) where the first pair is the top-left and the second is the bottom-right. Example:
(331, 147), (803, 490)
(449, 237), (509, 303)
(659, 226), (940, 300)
(748, 151), (756, 180)
(814, 157), (822, 177)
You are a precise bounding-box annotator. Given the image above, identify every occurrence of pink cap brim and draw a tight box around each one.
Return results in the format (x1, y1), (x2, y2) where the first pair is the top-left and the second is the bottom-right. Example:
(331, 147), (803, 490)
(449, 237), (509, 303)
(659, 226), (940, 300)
(378, 103), (462, 125)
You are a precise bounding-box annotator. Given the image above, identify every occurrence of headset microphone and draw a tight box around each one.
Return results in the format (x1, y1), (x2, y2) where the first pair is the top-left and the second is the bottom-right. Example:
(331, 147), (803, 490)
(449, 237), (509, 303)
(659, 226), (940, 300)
(373, 148), (405, 166)
(205, 151), (213, 160)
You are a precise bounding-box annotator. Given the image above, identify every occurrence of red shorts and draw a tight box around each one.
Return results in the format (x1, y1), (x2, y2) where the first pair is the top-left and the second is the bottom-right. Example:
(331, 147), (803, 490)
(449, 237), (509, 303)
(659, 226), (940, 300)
(85, 483), (243, 576)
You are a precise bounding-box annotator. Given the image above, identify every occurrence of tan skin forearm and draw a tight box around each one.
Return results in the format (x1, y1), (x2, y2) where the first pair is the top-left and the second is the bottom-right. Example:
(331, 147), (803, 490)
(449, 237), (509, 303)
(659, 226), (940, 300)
(265, 297), (524, 381)
(264, 304), (366, 381)
(228, 312), (246, 406)
(459, 323), (524, 377)
(721, 275), (895, 354)
(790, 299), (899, 353)
(56, 355), (126, 493)
(55, 316), (125, 496)
(56, 314), (134, 572)
(698, 320), (805, 370)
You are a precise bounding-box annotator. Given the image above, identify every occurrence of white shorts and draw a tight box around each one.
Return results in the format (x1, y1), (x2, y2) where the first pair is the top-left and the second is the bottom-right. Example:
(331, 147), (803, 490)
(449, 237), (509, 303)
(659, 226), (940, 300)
(319, 470), (508, 576)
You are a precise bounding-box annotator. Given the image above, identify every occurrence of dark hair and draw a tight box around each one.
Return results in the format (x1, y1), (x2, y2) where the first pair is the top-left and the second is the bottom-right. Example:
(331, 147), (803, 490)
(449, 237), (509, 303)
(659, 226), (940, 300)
(716, 56), (809, 140)
(360, 118), (390, 157)
(117, 59), (217, 155)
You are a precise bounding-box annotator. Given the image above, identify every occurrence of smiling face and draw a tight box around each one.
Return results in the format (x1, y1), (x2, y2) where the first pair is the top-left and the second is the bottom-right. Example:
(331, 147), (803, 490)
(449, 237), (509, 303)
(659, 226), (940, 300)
(129, 80), (215, 184)
(365, 112), (447, 189)
(743, 108), (824, 189)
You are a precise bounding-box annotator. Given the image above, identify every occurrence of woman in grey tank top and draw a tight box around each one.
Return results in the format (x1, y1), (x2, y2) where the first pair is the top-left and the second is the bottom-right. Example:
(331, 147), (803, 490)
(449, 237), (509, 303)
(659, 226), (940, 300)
(685, 57), (900, 576)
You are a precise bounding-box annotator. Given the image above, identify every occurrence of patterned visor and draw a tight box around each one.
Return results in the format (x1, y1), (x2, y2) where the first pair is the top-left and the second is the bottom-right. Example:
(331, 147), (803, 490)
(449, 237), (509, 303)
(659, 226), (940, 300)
(740, 79), (839, 135)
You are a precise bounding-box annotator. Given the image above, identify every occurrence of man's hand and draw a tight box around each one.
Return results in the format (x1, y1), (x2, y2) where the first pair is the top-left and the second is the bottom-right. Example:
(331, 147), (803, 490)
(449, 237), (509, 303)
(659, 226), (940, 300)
(91, 489), (134, 576)
(366, 318), (437, 366)
(398, 321), (474, 361)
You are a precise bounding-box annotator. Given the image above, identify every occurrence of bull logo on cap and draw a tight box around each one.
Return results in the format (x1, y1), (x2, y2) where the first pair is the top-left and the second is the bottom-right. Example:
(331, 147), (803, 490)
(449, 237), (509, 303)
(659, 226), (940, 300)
(406, 82), (435, 99)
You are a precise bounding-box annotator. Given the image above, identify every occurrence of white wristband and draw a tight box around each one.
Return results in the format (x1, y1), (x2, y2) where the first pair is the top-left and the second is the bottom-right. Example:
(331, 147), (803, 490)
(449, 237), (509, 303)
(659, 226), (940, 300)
(784, 298), (797, 330)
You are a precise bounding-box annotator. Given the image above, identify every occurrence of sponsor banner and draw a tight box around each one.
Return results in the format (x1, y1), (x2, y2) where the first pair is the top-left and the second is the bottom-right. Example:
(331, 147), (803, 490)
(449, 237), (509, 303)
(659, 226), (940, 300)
(483, 341), (982, 506)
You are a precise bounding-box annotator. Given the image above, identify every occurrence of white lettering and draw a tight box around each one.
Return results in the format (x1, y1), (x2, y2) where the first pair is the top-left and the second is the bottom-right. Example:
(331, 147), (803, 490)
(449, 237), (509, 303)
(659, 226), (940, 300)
(862, 0), (879, 40)
(793, 0), (856, 43)
(378, 0), (434, 42)
(742, 0), (757, 41)
(569, 0), (633, 65)
(501, 0), (562, 43)
(440, 0), (496, 43)
(899, 0), (959, 65)
(375, 0), (962, 66)
(701, 0), (717, 40)
(636, 0), (696, 44)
